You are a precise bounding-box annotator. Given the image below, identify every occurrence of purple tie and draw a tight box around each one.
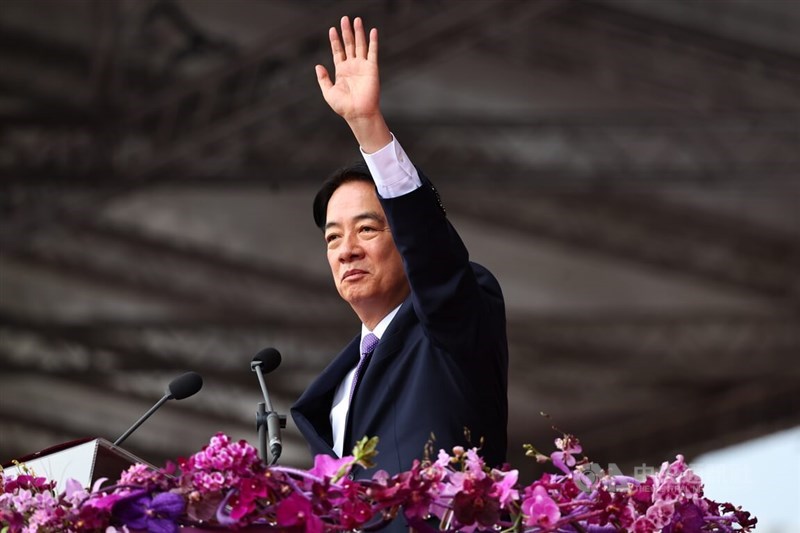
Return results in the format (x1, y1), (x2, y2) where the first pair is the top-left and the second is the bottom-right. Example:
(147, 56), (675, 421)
(350, 333), (378, 404)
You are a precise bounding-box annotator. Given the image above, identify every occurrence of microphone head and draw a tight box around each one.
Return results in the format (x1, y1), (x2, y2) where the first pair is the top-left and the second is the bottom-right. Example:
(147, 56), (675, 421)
(167, 371), (203, 400)
(251, 347), (281, 374)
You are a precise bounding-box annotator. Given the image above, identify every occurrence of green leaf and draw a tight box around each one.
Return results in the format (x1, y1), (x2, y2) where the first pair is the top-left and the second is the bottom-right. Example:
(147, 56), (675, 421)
(351, 436), (380, 470)
(523, 443), (550, 463)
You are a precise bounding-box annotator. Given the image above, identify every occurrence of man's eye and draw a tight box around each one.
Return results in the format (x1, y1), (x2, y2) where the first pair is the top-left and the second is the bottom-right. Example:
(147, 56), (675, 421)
(360, 226), (376, 233)
(325, 234), (340, 243)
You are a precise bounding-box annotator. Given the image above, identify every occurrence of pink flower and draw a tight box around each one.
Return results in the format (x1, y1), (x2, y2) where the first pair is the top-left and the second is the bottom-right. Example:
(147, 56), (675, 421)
(308, 454), (354, 480)
(664, 455), (689, 477)
(120, 463), (170, 491)
(678, 470), (703, 498)
(489, 469), (519, 508)
(646, 499), (675, 528)
(551, 435), (582, 476)
(2, 475), (53, 494)
(435, 449), (451, 468)
(180, 432), (262, 494)
(452, 477), (501, 532)
(275, 493), (323, 533)
(655, 478), (680, 502)
(86, 490), (124, 512)
(522, 485), (561, 528)
(464, 448), (486, 478)
(0, 432), (758, 533)
(228, 475), (270, 521)
(439, 470), (465, 500)
(633, 515), (658, 532)
(369, 461), (438, 521)
(195, 471), (226, 492)
(339, 498), (373, 529)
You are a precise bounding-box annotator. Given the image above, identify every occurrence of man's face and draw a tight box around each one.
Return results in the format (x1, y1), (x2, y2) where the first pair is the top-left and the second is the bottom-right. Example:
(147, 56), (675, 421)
(324, 180), (409, 317)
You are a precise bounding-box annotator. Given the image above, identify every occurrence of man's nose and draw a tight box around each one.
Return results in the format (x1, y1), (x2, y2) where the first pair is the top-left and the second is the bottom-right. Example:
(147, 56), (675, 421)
(338, 232), (364, 262)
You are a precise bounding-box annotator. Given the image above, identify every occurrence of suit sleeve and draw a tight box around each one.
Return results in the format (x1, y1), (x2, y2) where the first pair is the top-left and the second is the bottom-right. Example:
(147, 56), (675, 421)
(378, 173), (506, 356)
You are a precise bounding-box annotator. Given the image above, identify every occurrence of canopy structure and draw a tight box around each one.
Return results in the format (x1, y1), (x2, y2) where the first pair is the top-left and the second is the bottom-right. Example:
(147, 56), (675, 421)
(1, 0), (798, 478)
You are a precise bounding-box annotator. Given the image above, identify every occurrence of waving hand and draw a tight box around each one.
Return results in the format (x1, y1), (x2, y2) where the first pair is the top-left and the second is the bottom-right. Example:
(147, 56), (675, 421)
(316, 16), (391, 153)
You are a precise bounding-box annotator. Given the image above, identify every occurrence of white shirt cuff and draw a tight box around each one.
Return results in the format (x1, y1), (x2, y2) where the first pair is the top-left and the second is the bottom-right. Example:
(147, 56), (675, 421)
(360, 134), (422, 198)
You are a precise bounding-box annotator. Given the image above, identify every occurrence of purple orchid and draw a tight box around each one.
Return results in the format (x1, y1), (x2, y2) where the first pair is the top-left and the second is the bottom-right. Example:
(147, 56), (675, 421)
(1, 431), (757, 532)
(551, 434), (583, 476)
(489, 468), (519, 508)
(522, 484), (561, 528)
(112, 489), (185, 533)
(663, 502), (705, 533)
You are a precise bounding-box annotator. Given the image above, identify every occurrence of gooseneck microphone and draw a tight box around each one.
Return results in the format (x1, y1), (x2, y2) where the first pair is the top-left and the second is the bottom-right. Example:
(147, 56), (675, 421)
(114, 371), (203, 447)
(252, 348), (281, 375)
(251, 348), (285, 465)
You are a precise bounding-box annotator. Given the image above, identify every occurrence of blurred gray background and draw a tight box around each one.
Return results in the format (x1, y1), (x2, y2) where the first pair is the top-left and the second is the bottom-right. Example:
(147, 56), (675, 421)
(1, 0), (798, 496)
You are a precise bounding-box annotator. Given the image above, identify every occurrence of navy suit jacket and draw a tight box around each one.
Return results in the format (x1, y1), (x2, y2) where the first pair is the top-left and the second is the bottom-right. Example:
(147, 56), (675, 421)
(292, 176), (508, 482)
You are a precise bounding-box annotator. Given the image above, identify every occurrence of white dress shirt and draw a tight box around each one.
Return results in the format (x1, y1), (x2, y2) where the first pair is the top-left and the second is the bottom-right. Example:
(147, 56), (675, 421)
(330, 305), (402, 457)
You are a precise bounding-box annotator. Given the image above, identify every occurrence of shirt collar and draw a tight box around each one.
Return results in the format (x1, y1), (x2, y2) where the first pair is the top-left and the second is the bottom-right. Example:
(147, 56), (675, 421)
(361, 303), (402, 342)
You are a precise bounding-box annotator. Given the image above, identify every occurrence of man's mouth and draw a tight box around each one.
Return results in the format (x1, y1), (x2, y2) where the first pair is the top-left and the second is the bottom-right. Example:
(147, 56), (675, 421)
(342, 269), (367, 281)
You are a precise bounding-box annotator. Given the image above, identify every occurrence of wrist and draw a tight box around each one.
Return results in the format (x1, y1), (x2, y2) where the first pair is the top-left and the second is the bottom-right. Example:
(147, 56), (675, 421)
(346, 114), (392, 154)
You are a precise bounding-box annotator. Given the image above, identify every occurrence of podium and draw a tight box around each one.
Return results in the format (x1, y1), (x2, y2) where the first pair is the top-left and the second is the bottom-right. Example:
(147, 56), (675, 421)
(2, 437), (153, 492)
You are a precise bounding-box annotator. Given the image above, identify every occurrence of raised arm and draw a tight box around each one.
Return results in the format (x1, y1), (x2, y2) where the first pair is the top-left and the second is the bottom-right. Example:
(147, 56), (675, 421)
(316, 16), (392, 153)
(316, 17), (505, 353)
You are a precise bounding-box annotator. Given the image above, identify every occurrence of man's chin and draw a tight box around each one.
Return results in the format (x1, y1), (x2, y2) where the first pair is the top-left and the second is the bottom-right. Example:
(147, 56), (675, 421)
(340, 288), (374, 306)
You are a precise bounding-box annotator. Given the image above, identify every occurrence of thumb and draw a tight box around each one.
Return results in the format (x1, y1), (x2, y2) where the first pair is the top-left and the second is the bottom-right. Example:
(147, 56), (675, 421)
(316, 65), (333, 93)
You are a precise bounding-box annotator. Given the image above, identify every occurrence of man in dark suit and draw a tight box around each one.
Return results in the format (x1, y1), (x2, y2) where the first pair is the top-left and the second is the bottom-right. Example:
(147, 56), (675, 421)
(291, 14), (508, 491)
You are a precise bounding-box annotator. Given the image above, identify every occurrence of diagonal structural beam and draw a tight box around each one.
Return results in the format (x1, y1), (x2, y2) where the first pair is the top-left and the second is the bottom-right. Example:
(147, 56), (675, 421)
(0, 216), (345, 321)
(1, 0), (566, 234)
(576, 379), (800, 471)
(4, 311), (796, 389)
(9, 109), (796, 187)
(393, 111), (800, 185)
(493, 0), (800, 110)
(445, 187), (800, 307)
(0, 312), (352, 382)
(118, 0), (563, 177)
(507, 313), (800, 382)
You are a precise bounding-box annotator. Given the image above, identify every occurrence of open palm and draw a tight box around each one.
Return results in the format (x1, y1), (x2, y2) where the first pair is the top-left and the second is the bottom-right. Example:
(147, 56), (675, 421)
(317, 17), (381, 122)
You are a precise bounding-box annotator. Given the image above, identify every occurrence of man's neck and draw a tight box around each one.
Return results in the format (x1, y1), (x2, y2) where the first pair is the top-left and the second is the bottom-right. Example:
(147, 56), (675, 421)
(361, 304), (403, 338)
(354, 296), (407, 331)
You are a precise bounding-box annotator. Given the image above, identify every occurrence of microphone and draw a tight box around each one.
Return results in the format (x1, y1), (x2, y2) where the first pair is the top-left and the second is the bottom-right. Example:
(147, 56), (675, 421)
(114, 371), (203, 447)
(252, 347), (281, 374)
(251, 348), (284, 465)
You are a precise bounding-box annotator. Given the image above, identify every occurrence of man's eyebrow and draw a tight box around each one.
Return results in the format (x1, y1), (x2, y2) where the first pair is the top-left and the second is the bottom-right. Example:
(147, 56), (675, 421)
(354, 212), (385, 224)
(324, 211), (385, 232)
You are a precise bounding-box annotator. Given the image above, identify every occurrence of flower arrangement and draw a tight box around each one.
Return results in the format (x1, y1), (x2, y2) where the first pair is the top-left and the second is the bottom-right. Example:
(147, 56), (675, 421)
(1, 432), (756, 532)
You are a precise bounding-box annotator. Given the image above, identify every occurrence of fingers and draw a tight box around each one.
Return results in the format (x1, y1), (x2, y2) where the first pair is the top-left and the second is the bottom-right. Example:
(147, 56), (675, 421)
(367, 27), (378, 63)
(354, 17), (367, 58)
(329, 26), (344, 65)
(315, 64), (333, 92)
(330, 16), (372, 61)
(340, 16), (356, 59)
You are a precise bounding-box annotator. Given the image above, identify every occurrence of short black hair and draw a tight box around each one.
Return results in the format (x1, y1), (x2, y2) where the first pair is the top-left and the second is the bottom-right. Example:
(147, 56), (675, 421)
(313, 161), (375, 230)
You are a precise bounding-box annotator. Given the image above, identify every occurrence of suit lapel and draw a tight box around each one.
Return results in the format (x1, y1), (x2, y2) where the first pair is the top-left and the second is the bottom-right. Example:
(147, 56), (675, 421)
(370, 299), (416, 365)
(292, 335), (361, 454)
(299, 335), (361, 400)
(294, 299), (420, 457)
(345, 299), (417, 451)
